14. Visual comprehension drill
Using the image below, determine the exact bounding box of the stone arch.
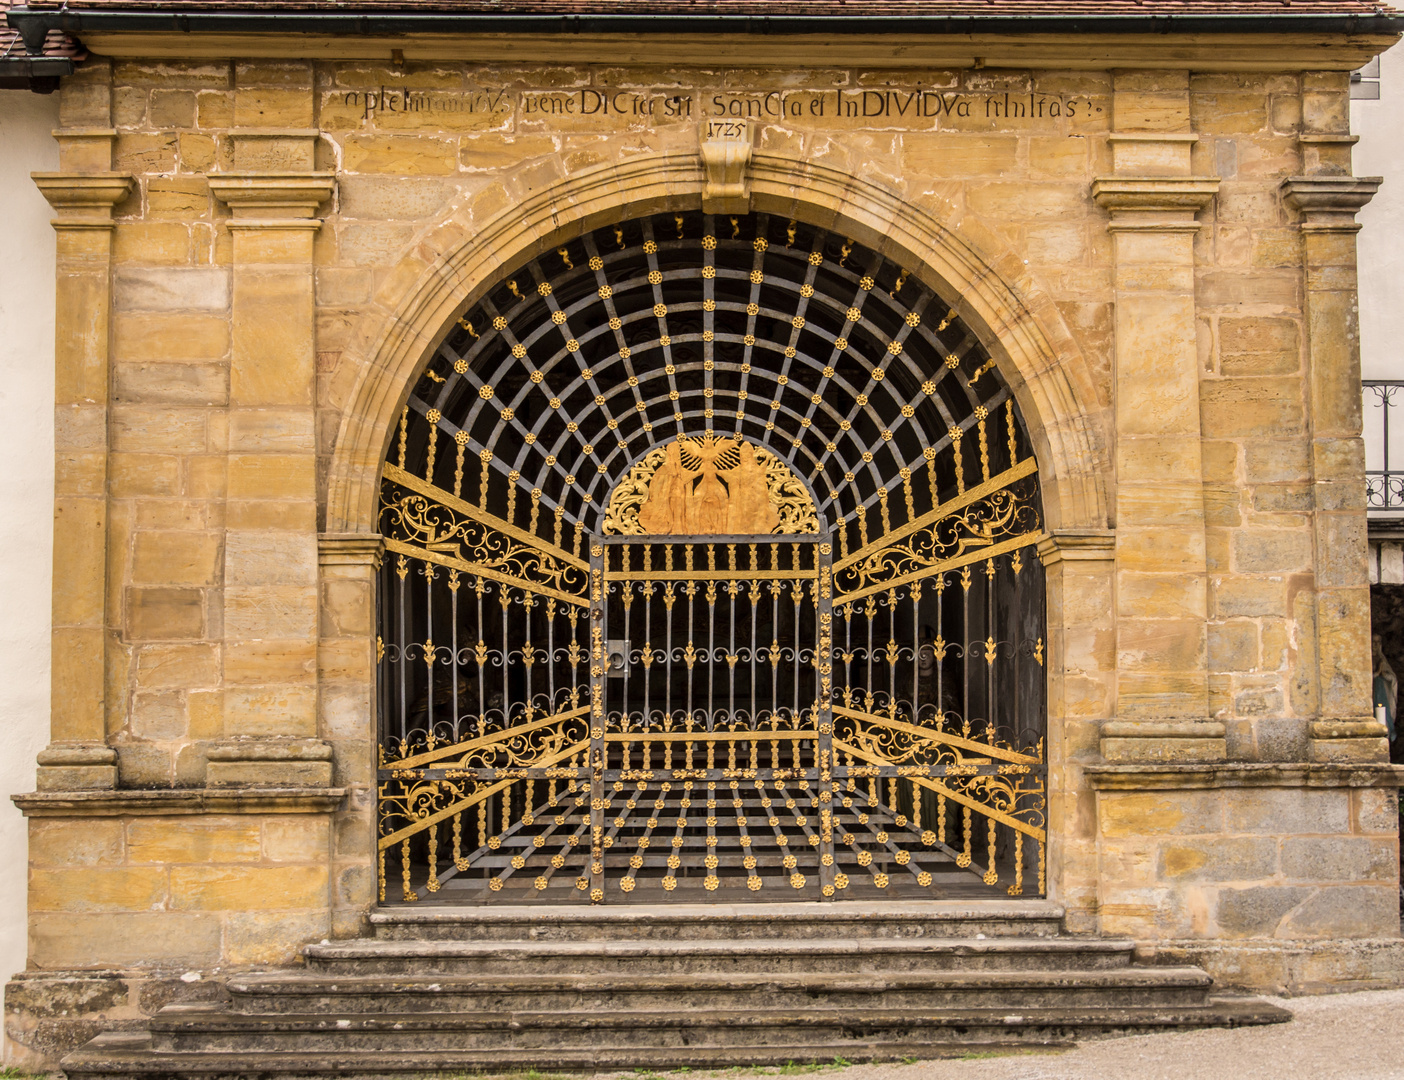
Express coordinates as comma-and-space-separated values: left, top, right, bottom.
325, 151, 1109, 538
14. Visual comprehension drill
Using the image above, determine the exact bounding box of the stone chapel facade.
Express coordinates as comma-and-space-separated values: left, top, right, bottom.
4, 0, 1404, 1069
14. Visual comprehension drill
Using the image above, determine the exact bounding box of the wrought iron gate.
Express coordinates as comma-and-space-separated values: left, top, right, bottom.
377, 211, 1046, 904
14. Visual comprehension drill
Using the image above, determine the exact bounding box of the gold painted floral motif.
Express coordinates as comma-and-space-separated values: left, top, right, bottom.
603, 435, 818, 535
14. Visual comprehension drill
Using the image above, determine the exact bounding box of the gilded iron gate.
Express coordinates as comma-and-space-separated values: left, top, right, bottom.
377, 211, 1047, 904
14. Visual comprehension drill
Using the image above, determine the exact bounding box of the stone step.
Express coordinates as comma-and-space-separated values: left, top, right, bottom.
146, 1001, 1287, 1055
303, 935, 1137, 976
228, 966, 1214, 1014
62, 1030, 1075, 1079
371, 899, 1067, 941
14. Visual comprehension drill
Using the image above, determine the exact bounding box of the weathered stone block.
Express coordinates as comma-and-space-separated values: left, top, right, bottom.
115, 361, 230, 406
1157, 837, 1278, 882
169, 865, 329, 911
134, 643, 221, 689
1099, 791, 1224, 837
1281, 836, 1396, 883
1216, 885, 1313, 936
135, 817, 255, 861
1231, 788, 1352, 835
29, 820, 125, 868
1279, 885, 1399, 938
1208, 621, 1258, 672
130, 690, 188, 740
30, 868, 168, 913
223, 910, 330, 965
30, 912, 222, 968
262, 817, 331, 862
115, 267, 230, 312
126, 587, 205, 641
131, 530, 222, 586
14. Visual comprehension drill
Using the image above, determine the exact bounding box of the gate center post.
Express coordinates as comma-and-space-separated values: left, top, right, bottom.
589, 541, 608, 902
816, 543, 837, 898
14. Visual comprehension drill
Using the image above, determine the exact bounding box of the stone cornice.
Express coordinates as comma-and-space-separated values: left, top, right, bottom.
209, 171, 336, 219
1083, 762, 1404, 790
1281, 175, 1382, 232
50, 29, 1404, 72
12, 787, 347, 817
32, 172, 134, 228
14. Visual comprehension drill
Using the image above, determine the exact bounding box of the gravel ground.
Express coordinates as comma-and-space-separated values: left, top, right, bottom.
788, 989, 1404, 1080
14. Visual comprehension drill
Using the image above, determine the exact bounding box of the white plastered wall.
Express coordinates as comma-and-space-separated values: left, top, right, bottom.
1356, 40, 1404, 385
1355, 43, 1404, 542
0, 89, 59, 1062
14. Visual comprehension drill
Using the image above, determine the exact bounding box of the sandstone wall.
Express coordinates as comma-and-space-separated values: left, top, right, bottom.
11, 53, 1399, 1048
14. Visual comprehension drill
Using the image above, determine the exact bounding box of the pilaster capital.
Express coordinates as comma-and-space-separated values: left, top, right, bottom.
1105, 133, 1200, 145
1037, 529, 1115, 567
1091, 176, 1220, 232
32, 172, 133, 229
319, 532, 385, 569
1281, 175, 1382, 233
209, 171, 336, 224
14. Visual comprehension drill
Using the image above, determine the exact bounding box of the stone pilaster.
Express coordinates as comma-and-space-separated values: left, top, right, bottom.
318, 532, 383, 935
1091, 172, 1224, 762
1089, 71, 1225, 763
1038, 530, 1115, 932
1282, 174, 1385, 763
33, 160, 133, 792
209, 167, 335, 782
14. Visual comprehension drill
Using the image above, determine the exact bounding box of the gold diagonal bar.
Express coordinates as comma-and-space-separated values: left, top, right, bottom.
388, 706, 591, 769
385, 461, 587, 571
384, 537, 589, 608
834, 456, 1038, 572
830, 705, 1041, 765
833, 531, 1042, 605
378, 739, 589, 850
834, 739, 1046, 842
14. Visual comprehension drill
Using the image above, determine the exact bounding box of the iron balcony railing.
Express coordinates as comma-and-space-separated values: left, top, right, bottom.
1365, 380, 1404, 514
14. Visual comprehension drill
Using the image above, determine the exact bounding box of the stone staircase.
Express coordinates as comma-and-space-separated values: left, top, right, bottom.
61, 902, 1290, 1079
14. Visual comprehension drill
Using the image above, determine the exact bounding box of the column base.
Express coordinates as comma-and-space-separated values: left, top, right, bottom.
1309, 720, 1389, 764
35, 743, 117, 791
206, 739, 335, 787
1100, 721, 1227, 763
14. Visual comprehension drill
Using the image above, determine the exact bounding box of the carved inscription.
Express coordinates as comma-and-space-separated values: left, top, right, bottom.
342, 84, 1103, 129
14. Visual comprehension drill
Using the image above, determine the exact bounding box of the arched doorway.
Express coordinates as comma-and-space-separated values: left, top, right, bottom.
376, 211, 1046, 904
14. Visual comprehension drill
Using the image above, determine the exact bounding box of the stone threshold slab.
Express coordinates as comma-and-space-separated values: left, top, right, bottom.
371, 898, 1066, 922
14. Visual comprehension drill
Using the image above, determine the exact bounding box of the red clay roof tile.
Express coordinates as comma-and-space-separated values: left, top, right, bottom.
10, 0, 1400, 14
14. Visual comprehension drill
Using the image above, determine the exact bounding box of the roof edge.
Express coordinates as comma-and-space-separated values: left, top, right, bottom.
8, 6, 1404, 54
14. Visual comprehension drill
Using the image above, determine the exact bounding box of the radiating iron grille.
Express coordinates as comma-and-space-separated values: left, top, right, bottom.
377, 211, 1047, 904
